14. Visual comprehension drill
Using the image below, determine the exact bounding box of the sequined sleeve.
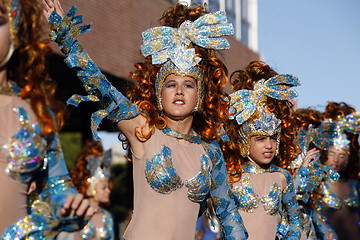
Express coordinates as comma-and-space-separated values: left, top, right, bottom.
204, 140, 248, 240
293, 161, 339, 205
293, 166, 311, 203
47, 6, 140, 140
280, 170, 303, 240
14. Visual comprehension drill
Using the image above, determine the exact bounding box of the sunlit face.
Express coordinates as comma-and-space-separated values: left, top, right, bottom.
161, 74, 198, 120
94, 179, 111, 204
248, 134, 278, 167
325, 146, 349, 173
0, 2, 11, 66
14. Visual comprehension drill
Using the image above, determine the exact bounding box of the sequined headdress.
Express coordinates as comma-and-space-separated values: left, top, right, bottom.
140, 10, 234, 110
331, 112, 360, 151
290, 120, 338, 169
229, 74, 300, 157
86, 149, 112, 196
0, 0, 21, 67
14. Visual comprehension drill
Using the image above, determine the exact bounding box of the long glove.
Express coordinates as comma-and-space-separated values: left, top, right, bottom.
48, 6, 140, 140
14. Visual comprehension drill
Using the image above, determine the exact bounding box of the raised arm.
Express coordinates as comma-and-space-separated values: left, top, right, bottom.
43, 3, 149, 156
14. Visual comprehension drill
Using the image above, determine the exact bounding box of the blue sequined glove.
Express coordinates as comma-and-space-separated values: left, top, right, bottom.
48, 6, 140, 140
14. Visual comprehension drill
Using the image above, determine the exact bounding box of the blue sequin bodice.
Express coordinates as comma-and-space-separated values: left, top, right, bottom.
233, 176, 282, 215
321, 180, 359, 210
144, 130, 212, 203
80, 208, 114, 240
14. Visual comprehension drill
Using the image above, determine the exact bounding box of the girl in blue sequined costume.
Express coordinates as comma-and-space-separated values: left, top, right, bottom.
0, 0, 93, 239
70, 141, 114, 240
290, 108, 340, 240
43, 1, 248, 239
311, 102, 360, 240
221, 61, 303, 239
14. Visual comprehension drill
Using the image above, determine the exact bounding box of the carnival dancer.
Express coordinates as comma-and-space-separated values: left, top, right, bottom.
58, 141, 114, 240
0, 0, 93, 239
290, 108, 339, 240
72, 141, 114, 240
222, 61, 303, 239
43, 1, 248, 239
312, 102, 360, 240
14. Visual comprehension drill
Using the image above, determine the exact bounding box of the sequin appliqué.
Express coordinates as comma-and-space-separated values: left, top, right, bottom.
145, 145, 211, 203
233, 176, 282, 215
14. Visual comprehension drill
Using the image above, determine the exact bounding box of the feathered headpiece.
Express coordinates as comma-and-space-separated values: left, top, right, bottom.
290, 120, 338, 169
86, 149, 112, 196
140, 10, 234, 110
229, 74, 300, 157
331, 112, 360, 151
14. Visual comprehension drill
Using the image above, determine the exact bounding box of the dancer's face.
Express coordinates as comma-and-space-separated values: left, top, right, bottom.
161, 74, 198, 120
248, 134, 278, 167
94, 179, 111, 204
0, 3, 11, 65
325, 146, 349, 173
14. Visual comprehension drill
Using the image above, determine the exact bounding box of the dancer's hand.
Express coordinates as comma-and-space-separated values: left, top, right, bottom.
43, 0, 65, 19
302, 148, 319, 167
59, 193, 94, 219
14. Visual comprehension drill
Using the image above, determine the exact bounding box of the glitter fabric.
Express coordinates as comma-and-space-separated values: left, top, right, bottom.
320, 181, 359, 210
232, 163, 303, 239
47, 7, 140, 140
311, 180, 360, 240
141, 11, 234, 111
2, 176, 86, 239
229, 74, 300, 126
4, 0, 21, 46
141, 11, 234, 68
233, 177, 281, 214
160, 128, 248, 239
145, 145, 211, 202
79, 208, 114, 240
1, 92, 88, 238
293, 162, 339, 204
3, 107, 46, 183
86, 149, 112, 196
323, 112, 360, 151
312, 203, 339, 240
229, 75, 300, 157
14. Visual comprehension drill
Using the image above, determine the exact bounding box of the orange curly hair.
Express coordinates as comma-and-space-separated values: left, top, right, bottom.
127, 3, 230, 142
322, 102, 359, 179
225, 61, 300, 178
291, 108, 323, 131
70, 140, 104, 196
6, 0, 65, 135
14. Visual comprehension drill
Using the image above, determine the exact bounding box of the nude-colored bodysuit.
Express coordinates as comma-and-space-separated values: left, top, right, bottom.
123, 129, 208, 240
232, 163, 302, 240
0, 94, 35, 233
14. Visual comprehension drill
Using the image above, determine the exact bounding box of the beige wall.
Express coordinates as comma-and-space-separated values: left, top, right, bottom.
50, 0, 259, 84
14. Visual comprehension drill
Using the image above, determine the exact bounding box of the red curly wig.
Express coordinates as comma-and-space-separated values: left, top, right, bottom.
224, 61, 300, 180
127, 3, 230, 143
6, 0, 65, 136
291, 107, 323, 131
70, 140, 104, 196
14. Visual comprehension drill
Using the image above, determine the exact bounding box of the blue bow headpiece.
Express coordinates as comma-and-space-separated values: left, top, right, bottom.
229, 74, 300, 125
331, 112, 360, 150
141, 11, 234, 71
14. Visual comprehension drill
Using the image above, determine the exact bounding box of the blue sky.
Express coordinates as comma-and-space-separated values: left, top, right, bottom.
258, 0, 360, 111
